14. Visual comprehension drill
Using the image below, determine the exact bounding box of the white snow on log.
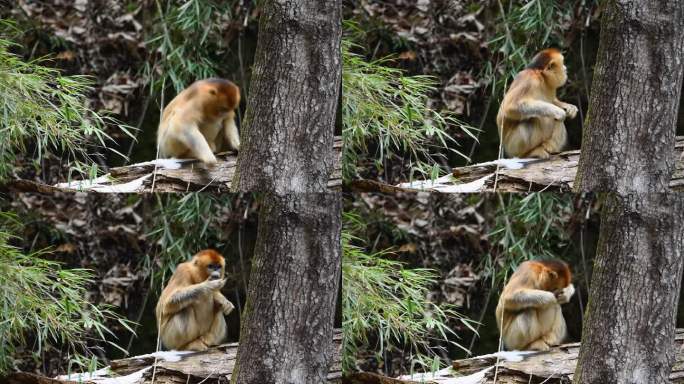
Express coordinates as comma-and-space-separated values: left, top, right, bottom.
433, 175, 493, 193
476, 350, 537, 362
398, 366, 493, 384
54, 175, 112, 189
396, 174, 454, 189
55, 366, 150, 384
474, 158, 538, 170
56, 366, 111, 381
395, 158, 540, 192
397, 174, 493, 193
90, 367, 150, 384
395, 351, 535, 383
133, 158, 187, 169
53, 351, 192, 384
54, 174, 152, 193
89, 175, 151, 193
53, 158, 184, 192
135, 350, 195, 362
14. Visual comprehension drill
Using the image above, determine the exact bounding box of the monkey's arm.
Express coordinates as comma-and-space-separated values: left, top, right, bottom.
222, 112, 240, 151
508, 100, 566, 121
501, 288, 557, 311
171, 122, 218, 164
554, 283, 575, 304
213, 291, 235, 315
162, 278, 225, 316
553, 99, 578, 119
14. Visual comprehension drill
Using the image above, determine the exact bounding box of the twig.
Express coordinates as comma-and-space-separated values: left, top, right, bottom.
466, 89, 494, 164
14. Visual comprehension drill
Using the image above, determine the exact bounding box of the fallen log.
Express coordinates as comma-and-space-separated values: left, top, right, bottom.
343, 328, 684, 383
361, 136, 684, 193
5, 137, 342, 193
4, 330, 342, 384
450, 136, 684, 192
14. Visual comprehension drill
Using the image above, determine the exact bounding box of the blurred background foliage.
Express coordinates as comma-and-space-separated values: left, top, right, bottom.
0, 211, 134, 375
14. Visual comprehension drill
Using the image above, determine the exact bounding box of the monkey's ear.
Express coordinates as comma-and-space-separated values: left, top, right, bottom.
549, 270, 558, 279
209, 89, 217, 95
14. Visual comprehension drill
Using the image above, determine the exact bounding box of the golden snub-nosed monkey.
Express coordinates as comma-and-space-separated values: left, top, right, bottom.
157, 78, 241, 165
497, 48, 578, 159
495, 259, 575, 351
156, 249, 235, 351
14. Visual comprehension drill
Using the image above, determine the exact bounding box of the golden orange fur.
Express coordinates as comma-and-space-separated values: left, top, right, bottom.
156, 249, 234, 351
157, 78, 241, 164
495, 259, 574, 351
497, 48, 578, 158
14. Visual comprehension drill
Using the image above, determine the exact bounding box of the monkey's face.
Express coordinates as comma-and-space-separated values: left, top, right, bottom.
207, 83, 240, 115
209, 87, 229, 113
545, 55, 567, 88
207, 263, 223, 280
540, 267, 571, 291
193, 249, 226, 281
205, 258, 225, 281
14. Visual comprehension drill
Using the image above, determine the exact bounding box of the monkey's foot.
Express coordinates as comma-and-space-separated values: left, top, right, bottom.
526, 147, 551, 159
200, 154, 218, 165
527, 340, 551, 351
183, 339, 210, 351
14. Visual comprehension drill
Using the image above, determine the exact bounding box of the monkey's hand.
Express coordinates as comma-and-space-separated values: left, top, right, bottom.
205, 277, 226, 291
554, 283, 575, 304
550, 106, 567, 121
221, 299, 235, 315
562, 104, 578, 119
213, 291, 234, 315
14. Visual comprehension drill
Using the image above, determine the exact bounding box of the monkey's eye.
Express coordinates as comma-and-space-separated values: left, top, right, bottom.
208, 264, 221, 271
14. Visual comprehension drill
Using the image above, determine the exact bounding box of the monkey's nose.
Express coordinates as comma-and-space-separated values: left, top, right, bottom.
210, 271, 221, 280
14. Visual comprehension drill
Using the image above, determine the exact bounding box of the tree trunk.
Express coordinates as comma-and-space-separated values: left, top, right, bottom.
574, 0, 684, 193
230, 193, 341, 384
574, 194, 684, 384
232, 0, 342, 193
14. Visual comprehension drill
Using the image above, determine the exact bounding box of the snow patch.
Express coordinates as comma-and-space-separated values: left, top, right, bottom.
398, 366, 493, 384
55, 366, 151, 384
54, 174, 152, 193
89, 175, 151, 193
432, 175, 493, 193
56, 367, 111, 381
397, 174, 493, 193
396, 174, 454, 190
395, 351, 534, 383
135, 158, 187, 170
54, 175, 112, 190
90, 367, 151, 384
475, 158, 538, 170
477, 350, 537, 362
135, 350, 194, 362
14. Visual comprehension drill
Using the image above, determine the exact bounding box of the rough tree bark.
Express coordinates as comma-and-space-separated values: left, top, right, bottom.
231, 0, 342, 193
574, 194, 684, 384
572, 1, 684, 382
574, 0, 684, 193
230, 193, 342, 384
